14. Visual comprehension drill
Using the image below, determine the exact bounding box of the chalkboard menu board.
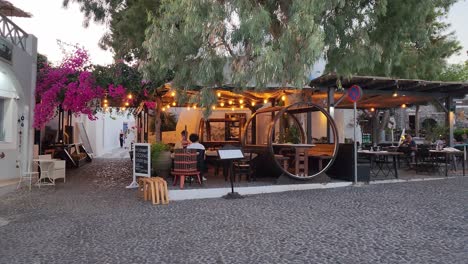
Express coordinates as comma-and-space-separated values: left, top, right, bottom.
133, 143, 151, 177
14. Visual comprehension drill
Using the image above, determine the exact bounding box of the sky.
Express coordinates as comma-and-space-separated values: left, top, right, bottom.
10, 0, 468, 66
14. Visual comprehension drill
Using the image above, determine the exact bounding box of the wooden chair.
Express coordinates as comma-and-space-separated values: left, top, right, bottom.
233, 152, 254, 181
171, 149, 201, 189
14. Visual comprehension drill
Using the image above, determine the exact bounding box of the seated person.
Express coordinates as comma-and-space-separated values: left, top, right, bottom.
462, 133, 468, 144
174, 130, 190, 149
187, 133, 206, 181
400, 134, 417, 168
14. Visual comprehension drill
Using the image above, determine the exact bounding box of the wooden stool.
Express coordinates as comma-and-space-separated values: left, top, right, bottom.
152, 177, 169, 205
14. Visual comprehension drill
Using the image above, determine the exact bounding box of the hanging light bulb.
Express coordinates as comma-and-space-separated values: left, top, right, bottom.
220, 102, 225, 107
217, 92, 221, 97
172, 102, 176, 106
212, 105, 216, 110
125, 102, 129, 106
239, 99, 244, 104
193, 104, 197, 109
162, 107, 166, 111
240, 105, 244, 109
229, 100, 233, 105
231, 107, 235, 111
281, 95, 286, 101
167, 104, 171, 109
122, 107, 126, 111
264, 98, 268, 104
392, 91, 398, 97
251, 101, 256, 106
104, 99, 108, 103
401, 104, 407, 108
104, 103, 108, 108
370, 107, 375, 112
127, 94, 132, 99
171, 91, 176, 97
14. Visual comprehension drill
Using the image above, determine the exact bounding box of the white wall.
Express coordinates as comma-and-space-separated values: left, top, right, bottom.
0, 35, 37, 181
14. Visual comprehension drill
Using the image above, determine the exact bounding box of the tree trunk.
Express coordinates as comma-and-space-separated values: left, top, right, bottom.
372, 110, 390, 144
415, 105, 420, 137
155, 96, 162, 142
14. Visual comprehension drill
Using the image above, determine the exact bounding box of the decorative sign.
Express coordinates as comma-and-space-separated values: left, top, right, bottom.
218, 149, 244, 160
347, 85, 363, 103
127, 143, 150, 188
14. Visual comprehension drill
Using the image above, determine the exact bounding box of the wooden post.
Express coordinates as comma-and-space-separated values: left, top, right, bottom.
155, 96, 162, 142
415, 105, 420, 138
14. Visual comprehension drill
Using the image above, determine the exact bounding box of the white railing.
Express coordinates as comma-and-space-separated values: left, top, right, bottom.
0, 14, 27, 51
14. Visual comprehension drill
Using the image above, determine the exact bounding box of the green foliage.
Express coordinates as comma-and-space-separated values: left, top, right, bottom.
64, 0, 160, 61
150, 141, 170, 163
438, 61, 468, 82
454, 128, 468, 142
425, 125, 449, 143
284, 125, 301, 144
69, 0, 461, 91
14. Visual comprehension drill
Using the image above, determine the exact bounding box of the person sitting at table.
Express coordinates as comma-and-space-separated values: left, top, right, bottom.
187, 133, 207, 181
174, 130, 190, 149
400, 134, 417, 168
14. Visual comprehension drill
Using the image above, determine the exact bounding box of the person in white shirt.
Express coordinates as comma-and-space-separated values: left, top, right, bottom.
187, 133, 206, 181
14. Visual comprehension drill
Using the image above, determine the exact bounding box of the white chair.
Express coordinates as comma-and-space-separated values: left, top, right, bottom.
38, 154, 66, 183
17, 161, 39, 190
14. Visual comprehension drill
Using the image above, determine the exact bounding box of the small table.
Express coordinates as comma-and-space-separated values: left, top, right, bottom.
32, 159, 56, 186
429, 150, 465, 177
358, 151, 403, 179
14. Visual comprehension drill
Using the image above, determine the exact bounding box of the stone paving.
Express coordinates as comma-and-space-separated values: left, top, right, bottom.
0, 158, 467, 264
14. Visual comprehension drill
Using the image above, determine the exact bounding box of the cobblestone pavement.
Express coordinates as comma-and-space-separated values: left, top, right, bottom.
0, 159, 467, 264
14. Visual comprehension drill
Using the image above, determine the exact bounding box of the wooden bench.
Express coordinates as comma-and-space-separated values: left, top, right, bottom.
308, 144, 334, 171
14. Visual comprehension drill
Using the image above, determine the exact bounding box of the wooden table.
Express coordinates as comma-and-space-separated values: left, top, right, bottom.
272, 143, 316, 176
429, 150, 465, 177
358, 151, 404, 179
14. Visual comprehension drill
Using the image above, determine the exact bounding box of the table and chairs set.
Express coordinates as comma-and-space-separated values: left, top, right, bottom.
17, 154, 66, 190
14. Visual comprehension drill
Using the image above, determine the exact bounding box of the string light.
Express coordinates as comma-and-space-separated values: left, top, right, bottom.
193, 104, 197, 109
220, 102, 225, 107
187, 106, 190, 110
264, 98, 268, 104
370, 107, 375, 112
127, 94, 132, 99
171, 91, 176, 97
251, 101, 256, 106
240, 105, 244, 109
392, 91, 398, 97
167, 104, 171, 109
217, 92, 221, 97
281, 95, 286, 101
231, 107, 235, 111
172, 102, 176, 106
401, 104, 407, 108
103, 103, 108, 107
122, 107, 126, 111
229, 100, 233, 105
125, 102, 129, 106
104, 99, 108, 103
239, 99, 244, 104
212, 105, 216, 110
162, 107, 166, 111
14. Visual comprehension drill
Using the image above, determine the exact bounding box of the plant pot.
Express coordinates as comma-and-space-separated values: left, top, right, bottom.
152, 151, 172, 179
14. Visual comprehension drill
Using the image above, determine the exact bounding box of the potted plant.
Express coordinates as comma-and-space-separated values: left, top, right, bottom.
151, 142, 172, 178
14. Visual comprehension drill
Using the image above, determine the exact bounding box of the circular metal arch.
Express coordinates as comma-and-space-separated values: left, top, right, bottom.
267, 102, 340, 180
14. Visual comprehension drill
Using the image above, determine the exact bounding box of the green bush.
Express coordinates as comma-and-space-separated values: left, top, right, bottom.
454, 128, 468, 142
151, 142, 171, 162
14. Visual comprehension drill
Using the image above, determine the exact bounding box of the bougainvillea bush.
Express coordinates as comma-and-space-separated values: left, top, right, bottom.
34, 46, 159, 129
34, 47, 105, 128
